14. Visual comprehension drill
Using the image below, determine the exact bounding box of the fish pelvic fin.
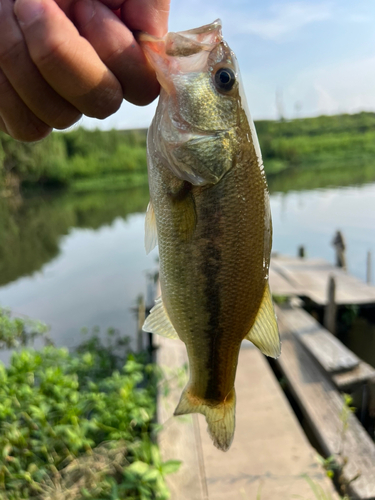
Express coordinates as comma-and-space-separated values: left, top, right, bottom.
174, 386, 236, 452
142, 296, 179, 340
245, 283, 281, 358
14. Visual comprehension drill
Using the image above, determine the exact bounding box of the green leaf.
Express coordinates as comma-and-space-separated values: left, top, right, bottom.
126, 461, 150, 477
160, 460, 182, 475
143, 467, 160, 482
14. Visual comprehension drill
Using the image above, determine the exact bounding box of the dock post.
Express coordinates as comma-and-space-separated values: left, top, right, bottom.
145, 271, 159, 361
137, 295, 145, 353
332, 230, 347, 270
324, 275, 337, 335
367, 250, 372, 284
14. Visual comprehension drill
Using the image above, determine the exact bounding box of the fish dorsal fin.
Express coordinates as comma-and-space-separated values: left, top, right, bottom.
142, 297, 179, 340
145, 201, 158, 255
245, 284, 281, 358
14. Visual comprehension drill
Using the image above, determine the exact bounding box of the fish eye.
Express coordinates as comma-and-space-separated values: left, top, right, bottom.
214, 67, 236, 92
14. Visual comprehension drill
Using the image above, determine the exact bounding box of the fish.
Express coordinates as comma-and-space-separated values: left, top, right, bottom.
139, 19, 281, 452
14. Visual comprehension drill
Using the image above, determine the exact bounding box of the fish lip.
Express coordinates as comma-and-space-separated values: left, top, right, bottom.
177, 18, 222, 39
137, 19, 222, 44
137, 19, 223, 56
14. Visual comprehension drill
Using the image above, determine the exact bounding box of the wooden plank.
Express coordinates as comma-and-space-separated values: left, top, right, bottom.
195, 344, 339, 500
271, 255, 375, 306
333, 361, 375, 391
269, 266, 299, 296
277, 305, 359, 373
156, 336, 339, 500
276, 310, 375, 500
156, 335, 207, 500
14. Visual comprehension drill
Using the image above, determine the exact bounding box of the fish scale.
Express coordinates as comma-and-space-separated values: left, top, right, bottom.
140, 19, 280, 451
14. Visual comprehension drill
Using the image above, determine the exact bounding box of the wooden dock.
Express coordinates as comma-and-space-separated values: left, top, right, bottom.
156, 336, 339, 500
270, 255, 375, 306
275, 304, 375, 499
146, 253, 375, 500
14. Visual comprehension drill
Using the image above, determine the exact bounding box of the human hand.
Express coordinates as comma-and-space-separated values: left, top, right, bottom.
0, 0, 169, 141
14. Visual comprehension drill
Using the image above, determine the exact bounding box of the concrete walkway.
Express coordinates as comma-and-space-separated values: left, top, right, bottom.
157, 337, 339, 500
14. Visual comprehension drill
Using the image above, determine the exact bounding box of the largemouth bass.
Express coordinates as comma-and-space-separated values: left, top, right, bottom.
140, 20, 280, 452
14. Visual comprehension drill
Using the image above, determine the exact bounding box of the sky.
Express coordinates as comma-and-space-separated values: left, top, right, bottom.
79, 0, 375, 130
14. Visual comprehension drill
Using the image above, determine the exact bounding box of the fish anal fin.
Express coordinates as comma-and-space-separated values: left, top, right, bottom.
142, 297, 179, 340
245, 284, 281, 359
145, 201, 158, 255
174, 386, 236, 452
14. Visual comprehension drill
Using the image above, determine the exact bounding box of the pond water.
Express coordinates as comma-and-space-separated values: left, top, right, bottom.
0, 178, 375, 359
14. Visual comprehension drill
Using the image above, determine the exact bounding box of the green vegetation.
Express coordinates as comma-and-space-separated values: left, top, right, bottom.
1, 112, 374, 288
0, 306, 50, 350
315, 394, 358, 499
1, 112, 375, 195
0, 128, 148, 192
257, 111, 375, 173
0, 309, 180, 500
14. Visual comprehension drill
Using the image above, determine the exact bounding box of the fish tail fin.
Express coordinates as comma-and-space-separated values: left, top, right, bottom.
174, 386, 236, 452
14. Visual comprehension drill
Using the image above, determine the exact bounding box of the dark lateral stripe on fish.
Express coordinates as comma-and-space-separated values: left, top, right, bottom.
200, 192, 227, 403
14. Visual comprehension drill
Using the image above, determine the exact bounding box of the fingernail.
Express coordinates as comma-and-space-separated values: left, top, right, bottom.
74, 0, 95, 28
14, 0, 45, 26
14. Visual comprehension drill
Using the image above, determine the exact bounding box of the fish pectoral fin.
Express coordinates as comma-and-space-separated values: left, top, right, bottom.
173, 192, 197, 242
144, 201, 158, 255
142, 296, 179, 340
174, 387, 236, 452
245, 283, 281, 359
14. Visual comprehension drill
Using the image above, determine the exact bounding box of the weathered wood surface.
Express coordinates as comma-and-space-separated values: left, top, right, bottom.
157, 336, 339, 500
269, 266, 299, 296
324, 275, 337, 335
156, 335, 207, 500
270, 255, 375, 306
333, 361, 375, 391
276, 305, 375, 500
276, 304, 360, 374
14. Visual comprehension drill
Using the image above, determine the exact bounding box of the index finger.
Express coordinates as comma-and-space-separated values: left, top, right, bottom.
121, 0, 170, 38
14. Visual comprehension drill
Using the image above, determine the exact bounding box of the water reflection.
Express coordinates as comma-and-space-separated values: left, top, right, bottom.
270, 183, 375, 282
0, 172, 375, 354
0, 187, 150, 286
0, 187, 155, 351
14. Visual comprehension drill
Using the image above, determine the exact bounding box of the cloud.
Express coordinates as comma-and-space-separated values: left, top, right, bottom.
283, 56, 375, 117
168, 1, 334, 41
75, 1, 374, 129
239, 2, 333, 41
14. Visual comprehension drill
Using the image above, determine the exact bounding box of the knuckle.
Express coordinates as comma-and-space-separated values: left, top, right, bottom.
0, 70, 12, 96
0, 35, 25, 65
0, 69, 51, 142
12, 120, 52, 143
31, 36, 72, 70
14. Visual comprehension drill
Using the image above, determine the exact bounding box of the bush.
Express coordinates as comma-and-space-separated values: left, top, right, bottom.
0, 128, 148, 190
0, 325, 180, 499
0, 306, 50, 350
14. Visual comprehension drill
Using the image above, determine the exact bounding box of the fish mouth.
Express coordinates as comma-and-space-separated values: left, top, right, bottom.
137, 20, 224, 91
169, 19, 223, 50
138, 19, 222, 56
